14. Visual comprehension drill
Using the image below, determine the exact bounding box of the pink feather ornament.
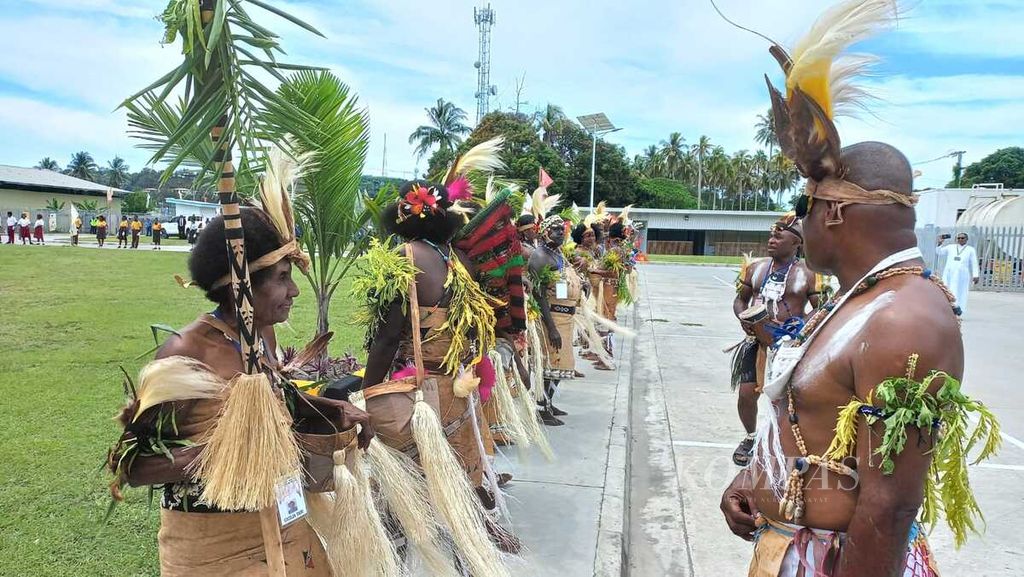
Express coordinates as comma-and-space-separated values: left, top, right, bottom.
446, 176, 473, 202
475, 356, 496, 403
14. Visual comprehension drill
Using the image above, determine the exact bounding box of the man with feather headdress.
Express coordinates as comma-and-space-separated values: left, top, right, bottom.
717, 2, 1001, 576
729, 213, 821, 467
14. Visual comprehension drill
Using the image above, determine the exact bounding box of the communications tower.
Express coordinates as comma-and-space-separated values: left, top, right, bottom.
474, 4, 496, 124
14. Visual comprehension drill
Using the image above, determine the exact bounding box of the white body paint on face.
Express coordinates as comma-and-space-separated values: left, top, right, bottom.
796, 291, 897, 383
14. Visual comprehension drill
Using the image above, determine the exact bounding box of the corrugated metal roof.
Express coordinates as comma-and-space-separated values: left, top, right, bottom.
0, 165, 129, 196
584, 206, 784, 231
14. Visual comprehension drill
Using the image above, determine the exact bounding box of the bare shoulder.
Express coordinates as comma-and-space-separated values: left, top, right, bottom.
155, 320, 222, 363
852, 276, 963, 389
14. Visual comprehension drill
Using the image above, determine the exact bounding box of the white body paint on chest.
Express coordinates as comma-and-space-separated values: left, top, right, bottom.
796, 291, 897, 383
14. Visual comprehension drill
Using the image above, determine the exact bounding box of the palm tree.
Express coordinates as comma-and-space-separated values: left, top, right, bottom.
538, 103, 566, 145
66, 151, 98, 181
705, 146, 730, 210
731, 150, 753, 210
752, 150, 769, 211
262, 70, 372, 340
690, 135, 713, 210
771, 151, 800, 206
36, 157, 60, 171
659, 132, 687, 180
637, 145, 662, 177
408, 98, 471, 159
107, 156, 131, 189
754, 110, 779, 172
122, 0, 329, 541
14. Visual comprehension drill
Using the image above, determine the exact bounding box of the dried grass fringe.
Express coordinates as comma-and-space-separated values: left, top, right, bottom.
365, 440, 461, 577
487, 350, 531, 451
526, 320, 547, 403
313, 448, 402, 577
411, 397, 511, 577
511, 362, 554, 461
190, 373, 301, 511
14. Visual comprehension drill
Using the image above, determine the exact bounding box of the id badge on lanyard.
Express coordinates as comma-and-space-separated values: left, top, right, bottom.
555, 280, 569, 300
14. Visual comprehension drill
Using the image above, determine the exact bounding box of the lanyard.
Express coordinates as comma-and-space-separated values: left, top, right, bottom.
763, 247, 922, 399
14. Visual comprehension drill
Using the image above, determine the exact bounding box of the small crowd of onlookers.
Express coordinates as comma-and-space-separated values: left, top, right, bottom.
4, 211, 167, 250
5, 211, 47, 245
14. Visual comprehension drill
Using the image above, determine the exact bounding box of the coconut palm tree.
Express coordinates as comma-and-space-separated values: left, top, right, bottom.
771, 151, 800, 206
705, 146, 730, 210
538, 103, 566, 145
752, 150, 769, 210
659, 132, 687, 180
636, 145, 663, 177
261, 70, 372, 339
408, 98, 471, 159
731, 150, 753, 210
107, 156, 131, 189
690, 135, 713, 210
67, 151, 98, 181
36, 157, 60, 171
754, 110, 779, 167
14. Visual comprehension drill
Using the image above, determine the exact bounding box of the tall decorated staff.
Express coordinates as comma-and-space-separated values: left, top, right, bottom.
116, 1, 334, 574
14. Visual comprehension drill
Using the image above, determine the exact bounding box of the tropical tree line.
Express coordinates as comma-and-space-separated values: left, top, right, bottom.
36, 153, 134, 189
409, 100, 800, 211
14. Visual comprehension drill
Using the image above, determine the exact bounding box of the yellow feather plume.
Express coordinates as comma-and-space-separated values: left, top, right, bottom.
619, 204, 633, 226
583, 200, 608, 226
785, 0, 899, 121
259, 144, 313, 243
443, 136, 506, 185
525, 186, 562, 221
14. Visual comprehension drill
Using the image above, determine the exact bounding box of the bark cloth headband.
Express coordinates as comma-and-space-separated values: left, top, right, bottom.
175, 239, 310, 291
806, 177, 918, 226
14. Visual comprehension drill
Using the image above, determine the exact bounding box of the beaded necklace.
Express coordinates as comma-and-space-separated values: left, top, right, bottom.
778, 265, 961, 523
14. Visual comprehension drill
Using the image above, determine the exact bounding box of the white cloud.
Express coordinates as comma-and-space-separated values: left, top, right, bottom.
0, 96, 133, 168
0, 0, 1020, 186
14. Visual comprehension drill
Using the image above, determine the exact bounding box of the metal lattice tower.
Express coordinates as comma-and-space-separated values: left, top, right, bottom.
474, 4, 495, 124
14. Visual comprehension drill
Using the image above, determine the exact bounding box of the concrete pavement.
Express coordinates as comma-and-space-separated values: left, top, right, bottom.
498, 305, 634, 577
627, 263, 1024, 576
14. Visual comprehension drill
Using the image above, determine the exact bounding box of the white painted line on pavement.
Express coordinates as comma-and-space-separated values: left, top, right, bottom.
975, 463, 1024, 472
673, 440, 735, 449
712, 276, 734, 288
997, 431, 1024, 453
967, 414, 1024, 454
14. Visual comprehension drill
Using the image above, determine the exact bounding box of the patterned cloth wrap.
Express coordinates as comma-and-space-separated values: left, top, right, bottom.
749, 517, 939, 577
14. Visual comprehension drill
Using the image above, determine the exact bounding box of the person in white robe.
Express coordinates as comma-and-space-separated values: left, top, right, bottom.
937, 233, 980, 313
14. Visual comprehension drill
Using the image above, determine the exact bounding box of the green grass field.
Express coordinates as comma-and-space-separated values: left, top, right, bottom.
645, 253, 744, 265
0, 245, 363, 576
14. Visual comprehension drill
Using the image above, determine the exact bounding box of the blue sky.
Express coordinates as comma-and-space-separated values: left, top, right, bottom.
1, 0, 1021, 190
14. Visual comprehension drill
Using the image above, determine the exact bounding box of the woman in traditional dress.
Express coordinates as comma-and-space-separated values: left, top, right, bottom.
108, 207, 372, 576
358, 180, 520, 555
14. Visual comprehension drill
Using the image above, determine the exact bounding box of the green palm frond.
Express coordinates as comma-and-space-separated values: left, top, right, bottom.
123, 0, 324, 185
260, 70, 371, 312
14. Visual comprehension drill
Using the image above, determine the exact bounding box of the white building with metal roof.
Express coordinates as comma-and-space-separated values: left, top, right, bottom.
587, 206, 785, 256
0, 165, 129, 231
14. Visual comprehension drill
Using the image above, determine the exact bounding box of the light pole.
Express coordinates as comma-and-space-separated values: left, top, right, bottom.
577, 113, 622, 210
